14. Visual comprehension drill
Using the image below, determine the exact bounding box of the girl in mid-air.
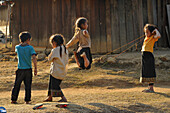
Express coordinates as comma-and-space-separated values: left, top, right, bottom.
44, 34, 68, 102
140, 24, 161, 93
66, 17, 92, 70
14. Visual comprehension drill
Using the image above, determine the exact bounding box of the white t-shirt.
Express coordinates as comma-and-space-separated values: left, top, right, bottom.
48, 45, 68, 80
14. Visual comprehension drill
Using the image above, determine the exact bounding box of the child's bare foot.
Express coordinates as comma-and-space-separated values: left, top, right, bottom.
11, 101, 17, 104
25, 101, 31, 104
81, 52, 89, 68
58, 96, 67, 102
43, 96, 52, 102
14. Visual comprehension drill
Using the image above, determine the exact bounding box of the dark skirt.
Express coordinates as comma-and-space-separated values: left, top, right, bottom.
48, 75, 64, 97
140, 51, 156, 83
77, 47, 92, 69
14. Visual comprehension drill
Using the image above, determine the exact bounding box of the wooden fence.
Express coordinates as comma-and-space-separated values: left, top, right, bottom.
11, 0, 170, 53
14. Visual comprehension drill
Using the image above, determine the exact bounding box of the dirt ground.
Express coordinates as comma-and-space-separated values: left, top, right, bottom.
0, 46, 170, 112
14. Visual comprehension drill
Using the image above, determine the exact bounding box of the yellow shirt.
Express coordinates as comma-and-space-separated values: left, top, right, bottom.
141, 35, 159, 53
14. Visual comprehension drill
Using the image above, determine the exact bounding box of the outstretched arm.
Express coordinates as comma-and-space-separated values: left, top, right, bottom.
32, 54, 37, 76
66, 32, 79, 49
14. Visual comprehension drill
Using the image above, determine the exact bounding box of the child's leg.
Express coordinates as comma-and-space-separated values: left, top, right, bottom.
11, 70, 24, 103
142, 83, 155, 93
23, 69, 32, 103
148, 83, 154, 91
44, 75, 53, 102
52, 78, 67, 102
81, 52, 90, 68
73, 50, 80, 67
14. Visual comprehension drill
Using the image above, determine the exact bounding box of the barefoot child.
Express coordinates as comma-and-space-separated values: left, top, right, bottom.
141, 24, 161, 93
11, 31, 37, 104
66, 17, 92, 70
44, 34, 68, 102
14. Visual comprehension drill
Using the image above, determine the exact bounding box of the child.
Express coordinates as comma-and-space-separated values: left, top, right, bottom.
66, 17, 92, 70
44, 34, 68, 102
140, 24, 161, 93
11, 31, 37, 104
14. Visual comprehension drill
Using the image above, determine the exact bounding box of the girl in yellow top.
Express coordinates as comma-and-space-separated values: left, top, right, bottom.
141, 24, 161, 93
66, 17, 92, 70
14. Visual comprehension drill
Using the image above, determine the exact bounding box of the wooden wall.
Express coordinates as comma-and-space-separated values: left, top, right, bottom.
0, 6, 8, 25
11, 0, 170, 54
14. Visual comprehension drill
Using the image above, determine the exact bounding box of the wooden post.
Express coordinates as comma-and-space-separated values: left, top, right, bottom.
5, 3, 10, 48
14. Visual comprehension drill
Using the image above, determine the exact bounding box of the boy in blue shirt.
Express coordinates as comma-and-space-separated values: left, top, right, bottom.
11, 31, 37, 104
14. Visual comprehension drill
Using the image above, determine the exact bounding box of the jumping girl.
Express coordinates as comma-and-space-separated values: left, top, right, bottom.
66, 17, 92, 70
141, 24, 161, 93
44, 34, 68, 102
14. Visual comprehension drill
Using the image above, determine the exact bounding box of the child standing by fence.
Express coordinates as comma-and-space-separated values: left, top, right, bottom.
66, 17, 92, 70
11, 31, 37, 104
44, 34, 68, 102
140, 24, 161, 93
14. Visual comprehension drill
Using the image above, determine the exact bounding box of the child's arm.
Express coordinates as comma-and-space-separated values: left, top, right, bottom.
48, 50, 54, 62
48, 49, 59, 62
32, 54, 37, 76
83, 30, 90, 38
66, 32, 79, 49
152, 29, 161, 39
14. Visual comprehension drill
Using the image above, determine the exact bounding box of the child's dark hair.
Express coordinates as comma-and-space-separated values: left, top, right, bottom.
19, 31, 31, 42
144, 24, 158, 33
49, 34, 67, 57
75, 17, 87, 31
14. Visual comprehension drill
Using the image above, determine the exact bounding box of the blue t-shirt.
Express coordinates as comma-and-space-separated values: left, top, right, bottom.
15, 45, 36, 69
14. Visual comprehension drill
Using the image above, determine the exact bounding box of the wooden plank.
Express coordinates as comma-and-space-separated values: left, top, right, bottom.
52, 0, 57, 34
46, 0, 52, 48
90, 0, 100, 53
81, 0, 87, 17
0, 6, 8, 22
82, 0, 91, 32
29, 0, 38, 46
70, 0, 76, 37
118, 0, 127, 52
147, 0, 154, 24
138, 0, 144, 36
162, 0, 168, 47
56, 0, 63, 34
105, 0, 112, 52
65, 0, 71, 43
76, 0, 81, 17
125, 0, 134, 51
152, 0, 157, 25
132, 0, 140, 50
157, 0, 163, 46
142, 0, 148, 26
99, 0, 107, 53
167, 5, 170, 36
37, 0, 48, 46
137, 0, 144, 48
165, 26, 170, 45
110, 0, 120, 53
11, 0, 21, 50
94, 0, 101, 53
